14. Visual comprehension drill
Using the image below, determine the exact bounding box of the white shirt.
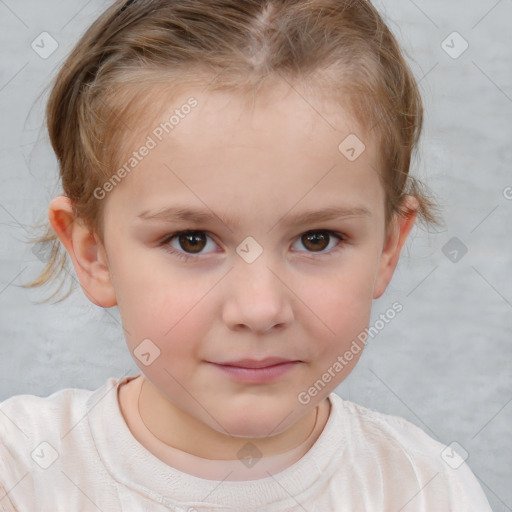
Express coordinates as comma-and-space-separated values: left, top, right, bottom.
0, 375, 493, 511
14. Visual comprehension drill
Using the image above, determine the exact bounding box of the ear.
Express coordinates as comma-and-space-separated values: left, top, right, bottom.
373, 196, 418, 299
48, 195, 117, 308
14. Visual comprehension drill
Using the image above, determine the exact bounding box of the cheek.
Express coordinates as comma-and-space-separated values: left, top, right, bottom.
122, 292, 204, 347
303, 258, 376, 331
115, 269, 218, 366
122, 297, 207, 391
110, 244, 205, 327
302, 285, 371, 392
298, 255, 377, 384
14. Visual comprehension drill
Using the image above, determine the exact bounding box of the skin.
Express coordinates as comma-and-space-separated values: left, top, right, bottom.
48, 78, 418, 466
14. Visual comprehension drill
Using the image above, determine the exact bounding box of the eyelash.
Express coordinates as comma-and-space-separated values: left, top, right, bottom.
159, 229, 347, 262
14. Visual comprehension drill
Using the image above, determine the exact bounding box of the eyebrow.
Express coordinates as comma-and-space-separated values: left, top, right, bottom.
137, 204, 371, 229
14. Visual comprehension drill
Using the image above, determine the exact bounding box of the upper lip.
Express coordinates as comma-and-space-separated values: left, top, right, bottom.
212, 357, 298, 369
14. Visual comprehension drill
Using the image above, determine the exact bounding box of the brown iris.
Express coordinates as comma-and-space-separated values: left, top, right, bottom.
178, 231, 207, 253
301, 231, 330, 252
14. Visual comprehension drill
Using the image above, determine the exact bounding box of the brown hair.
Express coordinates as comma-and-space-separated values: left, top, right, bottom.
23, 0, 443, 303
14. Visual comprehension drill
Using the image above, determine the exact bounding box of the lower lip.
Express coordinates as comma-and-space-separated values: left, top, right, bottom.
210, 362, 299, 384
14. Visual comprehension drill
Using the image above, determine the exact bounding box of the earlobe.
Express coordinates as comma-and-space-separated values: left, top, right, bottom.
48, 196, 117, 308
373, 196, 419, 299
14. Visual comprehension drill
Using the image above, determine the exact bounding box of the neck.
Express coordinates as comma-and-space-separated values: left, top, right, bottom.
135, 376, 327, 460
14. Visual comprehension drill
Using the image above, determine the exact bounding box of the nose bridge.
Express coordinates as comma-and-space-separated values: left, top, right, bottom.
222, 248, 293, 332
235, 251, 279, 294
233, 233, 279, 288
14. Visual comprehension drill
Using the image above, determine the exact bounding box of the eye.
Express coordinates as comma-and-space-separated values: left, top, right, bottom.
161, 230, 218, 261
160, 229, 346, 262
291, 230, 345, 256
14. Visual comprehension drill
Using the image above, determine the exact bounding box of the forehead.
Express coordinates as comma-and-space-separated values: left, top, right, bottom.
104, 79, 384, 224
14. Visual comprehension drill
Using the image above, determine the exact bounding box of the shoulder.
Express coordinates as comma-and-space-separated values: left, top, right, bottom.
1, 385, 95, 428
329, 392, 443, 456
0, 376, 141, 511
0, 378, 119, 487
328, 392, 462, 461
0, 379, 116, 442
326, 393, 493, 511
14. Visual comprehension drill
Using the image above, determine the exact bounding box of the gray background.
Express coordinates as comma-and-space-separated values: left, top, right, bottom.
0, 0, 511, 510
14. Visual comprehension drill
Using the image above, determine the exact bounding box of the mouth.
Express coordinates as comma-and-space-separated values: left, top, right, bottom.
214, 357, 299, 369
207, 358, 301, 384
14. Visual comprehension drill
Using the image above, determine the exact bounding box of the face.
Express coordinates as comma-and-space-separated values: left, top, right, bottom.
98, 79, 397, 438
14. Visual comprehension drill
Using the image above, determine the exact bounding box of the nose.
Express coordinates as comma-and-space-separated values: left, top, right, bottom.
221, 257, 294, 333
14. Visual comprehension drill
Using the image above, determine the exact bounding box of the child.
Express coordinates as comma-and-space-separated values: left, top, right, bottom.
0, 0, 493, 510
